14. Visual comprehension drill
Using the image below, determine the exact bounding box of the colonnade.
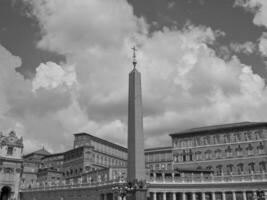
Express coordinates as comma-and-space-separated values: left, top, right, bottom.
149, 191, 267, 200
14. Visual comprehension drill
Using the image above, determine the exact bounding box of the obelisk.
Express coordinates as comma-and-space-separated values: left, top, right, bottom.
127, 46, 146, 183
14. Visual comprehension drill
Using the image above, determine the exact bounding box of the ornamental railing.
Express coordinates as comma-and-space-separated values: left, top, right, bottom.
20, 172, 267, 192
20, 179, 126, 192
149, 172, 267, 184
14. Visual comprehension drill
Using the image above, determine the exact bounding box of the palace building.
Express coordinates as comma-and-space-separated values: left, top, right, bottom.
170, 122, 267, 176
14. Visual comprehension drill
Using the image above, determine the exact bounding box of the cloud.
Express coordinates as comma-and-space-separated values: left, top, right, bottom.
32, 62, 77, 92
234, 0, 267, 57
229, 41, 257, 55
1, 0, 266, 154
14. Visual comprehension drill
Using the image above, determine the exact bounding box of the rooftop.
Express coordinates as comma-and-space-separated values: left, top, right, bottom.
74, 132, 127, 152
23, 147, 50, 158
170, 121, 267, 137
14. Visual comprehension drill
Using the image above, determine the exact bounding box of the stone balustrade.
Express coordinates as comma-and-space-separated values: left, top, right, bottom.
149, 172, 267, 184
20, 172, 267, 193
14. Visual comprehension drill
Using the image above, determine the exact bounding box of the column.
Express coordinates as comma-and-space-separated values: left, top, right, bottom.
153, 192, 157, 200
202, 192, 206, 200
233, 192, 236, 200
222, 192, 226, 200
182, 192, 186, 200
192, 192, 196, 200
242, 191, 247, 200
212, 192, 216, 200
103, 194, 107, 200
172, 192, 176, 200
163, 192, 166, 200
264, 191, 267, 200
253, 191, 257, 200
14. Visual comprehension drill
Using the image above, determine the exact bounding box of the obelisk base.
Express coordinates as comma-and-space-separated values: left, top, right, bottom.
126, 189, 147, 200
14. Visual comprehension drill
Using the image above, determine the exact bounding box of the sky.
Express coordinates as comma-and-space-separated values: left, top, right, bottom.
1, 0, 267, 154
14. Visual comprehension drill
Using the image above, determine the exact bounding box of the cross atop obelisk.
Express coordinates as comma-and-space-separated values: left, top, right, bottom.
127, 46, 146, 183
131, 46, 137, 69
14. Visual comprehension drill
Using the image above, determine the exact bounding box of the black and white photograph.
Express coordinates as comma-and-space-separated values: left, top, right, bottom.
0, 0, 267, 200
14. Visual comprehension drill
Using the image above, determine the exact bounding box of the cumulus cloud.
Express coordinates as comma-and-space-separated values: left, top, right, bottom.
32, 62, 77, 92
1, 0, 267, 154
234, 0, 267, 57
229, 41, 257, 55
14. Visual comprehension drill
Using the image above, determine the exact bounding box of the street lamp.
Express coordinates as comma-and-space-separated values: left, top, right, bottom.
254, 189, 265, 200
112, 182, 135, 200
112, 180, 147, 200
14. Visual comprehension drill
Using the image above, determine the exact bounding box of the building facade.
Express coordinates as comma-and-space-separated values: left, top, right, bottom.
20, 122, 267, 200
0, 131, 23, 200
21, 148, 50, 188
170, 122, 267, 176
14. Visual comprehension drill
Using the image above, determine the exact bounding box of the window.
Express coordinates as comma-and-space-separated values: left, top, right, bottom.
7, 147, 13, 156
226, 164, 233, 175
234, 133, 241, 142
216, 165, 223, 175
255, 130, 263, 140
245, 132, 252, 141
215, 149, 222, 159
248, 162, 255, 173
206, 166, 213, 171
189, 150, 193, 161
182, 150, 186, 162
225, 146, 232, 157
235, 145, 243, 157
259, 162, 266, 172
214, 135, 220, 144
257, 143, 264, 154
247, 144, 253, 156
205, 150, 212, 160
237, 163, 244, 174
224, 134, 230, 143
195, 151, 202, 161
204, 136, 210, 145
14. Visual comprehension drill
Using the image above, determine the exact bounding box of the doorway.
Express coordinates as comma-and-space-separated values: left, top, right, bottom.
0, 186, 11, 200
